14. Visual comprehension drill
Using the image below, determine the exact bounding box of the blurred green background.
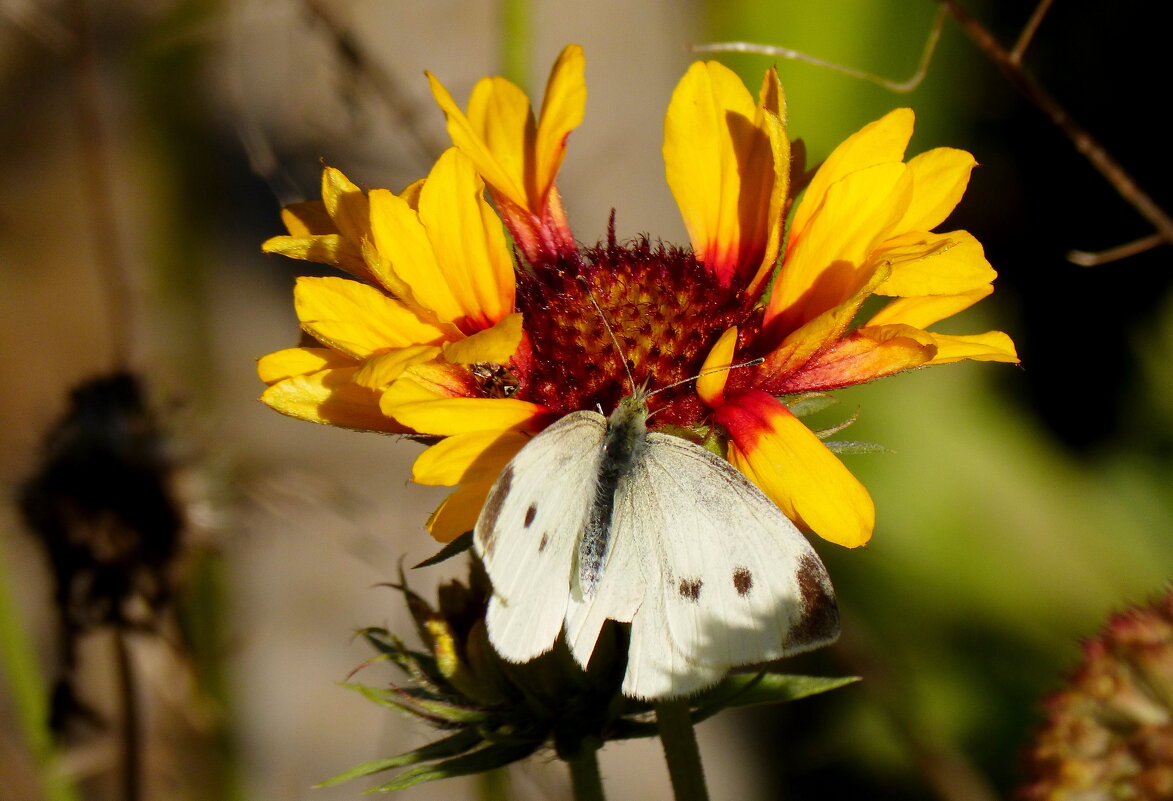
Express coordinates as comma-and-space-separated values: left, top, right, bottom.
1, 1, 1170, 799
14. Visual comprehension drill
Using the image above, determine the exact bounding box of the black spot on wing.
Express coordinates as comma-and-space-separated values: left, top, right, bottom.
732, 566, 753, 596
784, 553, 839, 650
538, 531, 549, 553
524, 504, 537, 528
476, 465, 513, 558
678, 577, 703, 602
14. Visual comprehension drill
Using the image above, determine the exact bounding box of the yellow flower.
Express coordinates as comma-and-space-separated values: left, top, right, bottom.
258, 149, 522, 433
259, 45, 1017, 550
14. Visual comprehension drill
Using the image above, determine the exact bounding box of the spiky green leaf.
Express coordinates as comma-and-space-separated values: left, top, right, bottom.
367, 742, 540, 792
413, 531, 474, 568
315, 728, 484, 787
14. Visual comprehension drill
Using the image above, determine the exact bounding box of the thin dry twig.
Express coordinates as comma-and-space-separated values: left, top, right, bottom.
303, 0, 446, 167
1067, 232, 1166, 267
68, 0, 134, 368
939, 0, 1173, 265
1010, 0, 1055, 64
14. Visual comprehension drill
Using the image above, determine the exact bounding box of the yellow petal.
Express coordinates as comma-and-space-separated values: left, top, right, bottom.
872, 230, 995, 297
418, 149, 516, 330
263, 234, 373, 283
412, 429, 530, 485
777, 325, 936, 392
426, 480, 496, 543
321, 167, 371, 246
381, 392, 550, 436
390, 361, 482, 402
261, 368, 406, 433
428, 72, 530, 211
898, 147, 977, 232
865, 285, 992, 328
664, 61, 781, 287
789, 108, 914, 242
366, 187, 441, 308
441, 313, 523, 364
257, 347, 354, 384
767, 163, 911, 336
262, 171, 377, 283
279, 201, 335, 236
761, 262, 891, 379
353, 345, 443, 389
533, 44, 587, 212
294, 276, 447, 359
696, 326, 739, 407
717, 390, 873, 547
925, 330, 1019, 364
403, 179, 426, 208
750, 73, 790, 296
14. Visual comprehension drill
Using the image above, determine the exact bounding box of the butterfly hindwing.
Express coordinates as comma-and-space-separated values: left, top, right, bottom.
474, 411, 608, 663
616, 433, 839, 699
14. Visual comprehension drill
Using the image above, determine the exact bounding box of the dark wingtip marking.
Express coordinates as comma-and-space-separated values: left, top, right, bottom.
476, 465, 514, 558
785, 553, 840, 649
524, 504, 538, 528
678, 577, 703, 602
538, 531, 549, 553
733, 567, 753, 596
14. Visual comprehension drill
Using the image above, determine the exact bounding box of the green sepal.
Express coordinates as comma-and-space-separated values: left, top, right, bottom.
314, 727, 484, 788
366, 741, 540, 792
785, 393, 840, 417
340, 682, 491, 725
359, 628, 443, 690
413, 531, 474, 568
823, 440, 891, 455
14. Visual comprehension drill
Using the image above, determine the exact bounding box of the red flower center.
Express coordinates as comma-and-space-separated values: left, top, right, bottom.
513, 235, 755, 428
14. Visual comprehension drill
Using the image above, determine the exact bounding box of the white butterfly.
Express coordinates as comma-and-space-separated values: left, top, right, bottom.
473, 389, 840, 700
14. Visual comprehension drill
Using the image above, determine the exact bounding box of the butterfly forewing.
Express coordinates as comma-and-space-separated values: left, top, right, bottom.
474, 411, 608, 663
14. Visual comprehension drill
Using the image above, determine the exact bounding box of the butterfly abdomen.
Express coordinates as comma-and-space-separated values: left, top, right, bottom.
577, 399, 651, 596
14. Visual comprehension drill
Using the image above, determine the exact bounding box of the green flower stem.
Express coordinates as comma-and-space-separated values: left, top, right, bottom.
567, 744, 606, 801
655, 699, 709, 801
478, 766, 510, 801
499, 0, 531, 89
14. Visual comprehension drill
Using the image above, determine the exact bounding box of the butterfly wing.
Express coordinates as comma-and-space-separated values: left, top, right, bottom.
617, 433, 839, 700
474, 410, 607, 663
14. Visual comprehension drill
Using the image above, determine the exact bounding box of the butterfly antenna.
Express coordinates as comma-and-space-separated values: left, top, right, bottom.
579, 275, 638, 394
645, 358, 765, 404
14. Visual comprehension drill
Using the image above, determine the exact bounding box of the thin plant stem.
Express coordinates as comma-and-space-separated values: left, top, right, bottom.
113, 629, 141, 801
478, 766, 511, 801
499, 0, 531, 90
0, 544, 79, 801
655, 699, 709, 801
567, 744, 606, 801
693, 4, 945, 94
